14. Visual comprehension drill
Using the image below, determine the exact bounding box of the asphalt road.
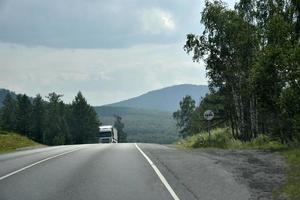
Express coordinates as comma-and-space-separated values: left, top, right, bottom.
0, 143, 251, 200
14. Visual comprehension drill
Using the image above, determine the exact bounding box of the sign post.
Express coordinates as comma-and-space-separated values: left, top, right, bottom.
203, 110, 214, 145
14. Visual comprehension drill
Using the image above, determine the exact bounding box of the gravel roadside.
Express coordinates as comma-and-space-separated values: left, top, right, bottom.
140, 144, 287, 200
196, 149, 287, 200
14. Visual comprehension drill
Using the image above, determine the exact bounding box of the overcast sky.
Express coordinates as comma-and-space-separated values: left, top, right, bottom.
0, 0, 236, 106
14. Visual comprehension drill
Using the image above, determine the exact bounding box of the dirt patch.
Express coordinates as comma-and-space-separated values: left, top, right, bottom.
195, 149, 287, 200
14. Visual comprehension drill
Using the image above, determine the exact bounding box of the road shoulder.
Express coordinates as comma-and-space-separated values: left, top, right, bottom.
139, 144, 286, 200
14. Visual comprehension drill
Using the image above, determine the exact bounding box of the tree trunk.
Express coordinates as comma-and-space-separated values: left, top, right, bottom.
250, 94, 258, 138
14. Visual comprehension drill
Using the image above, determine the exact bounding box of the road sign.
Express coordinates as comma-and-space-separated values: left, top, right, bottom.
204, 110, 214, 121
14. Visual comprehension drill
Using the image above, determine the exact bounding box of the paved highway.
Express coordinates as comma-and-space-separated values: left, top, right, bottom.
0, 143, 250, 200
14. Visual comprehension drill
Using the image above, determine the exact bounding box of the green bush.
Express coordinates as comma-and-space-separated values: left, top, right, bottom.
179, 128, 234, 148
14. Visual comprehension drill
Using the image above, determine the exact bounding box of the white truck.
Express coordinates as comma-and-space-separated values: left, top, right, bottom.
98, 125, 118, 143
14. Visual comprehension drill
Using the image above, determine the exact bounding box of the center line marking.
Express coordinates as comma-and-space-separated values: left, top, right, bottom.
135, 143, 180, 200
0, 147, 83, 181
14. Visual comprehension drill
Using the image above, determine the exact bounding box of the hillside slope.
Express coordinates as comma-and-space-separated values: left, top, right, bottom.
94, 106, 178, 143
106, 84, 209, 112
0, 131, 41, 153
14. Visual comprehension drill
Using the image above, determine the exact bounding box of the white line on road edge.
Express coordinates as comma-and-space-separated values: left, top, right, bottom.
134, 143, 180, 200
0, 148, 82, 181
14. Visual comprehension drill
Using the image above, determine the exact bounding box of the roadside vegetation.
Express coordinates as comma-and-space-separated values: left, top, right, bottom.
280, 148, 300, 200
173, 1, 300, 199
178, 128, 286, 150
0, 131, 40, 153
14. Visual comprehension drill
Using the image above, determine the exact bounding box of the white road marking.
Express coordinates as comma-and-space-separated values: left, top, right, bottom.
0, 147, 82, 181
135, 143, 180, 200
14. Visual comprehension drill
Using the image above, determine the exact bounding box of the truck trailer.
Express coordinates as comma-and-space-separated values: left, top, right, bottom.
98, 125, 118, 143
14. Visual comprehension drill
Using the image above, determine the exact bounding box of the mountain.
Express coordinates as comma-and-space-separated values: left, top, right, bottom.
95, 84, 209, 143
106, 84, 209, 112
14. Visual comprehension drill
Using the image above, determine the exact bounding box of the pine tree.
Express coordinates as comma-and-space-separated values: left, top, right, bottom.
69, 91, 100, 144
0, 93, 17, 131
31, 94, 45, 143
44, 92, 68, 145
15, 94, 32, 137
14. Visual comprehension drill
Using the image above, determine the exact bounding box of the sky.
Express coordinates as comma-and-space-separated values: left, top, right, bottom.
0, 0, 236, 106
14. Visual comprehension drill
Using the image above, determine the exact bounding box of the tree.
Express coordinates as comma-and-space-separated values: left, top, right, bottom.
44, 92, 69, 145
191, 91, 227, 134
114, 115, 127, 143
0, 93, 17, 131
184, 0, 300, 143
31, 94, 45, 143
15, 94, 32, 137
173, 95, 196, 138
69, 91, 100, 144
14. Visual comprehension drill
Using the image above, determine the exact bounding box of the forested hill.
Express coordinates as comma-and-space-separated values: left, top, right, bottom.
94, 106, 178, 143
106, 84, 209, 111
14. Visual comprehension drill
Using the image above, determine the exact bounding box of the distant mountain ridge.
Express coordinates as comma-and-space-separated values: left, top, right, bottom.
106, 84, 209, 112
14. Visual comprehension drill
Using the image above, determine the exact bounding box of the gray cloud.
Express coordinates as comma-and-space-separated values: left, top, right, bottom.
0, 42, 206, 105
0, 0, 208, 48
0, 0, 237, 105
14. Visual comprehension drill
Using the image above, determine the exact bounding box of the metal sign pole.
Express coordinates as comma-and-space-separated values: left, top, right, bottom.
208, 120, 211, 146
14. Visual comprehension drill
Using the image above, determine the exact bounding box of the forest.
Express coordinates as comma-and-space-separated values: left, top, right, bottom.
0, 92, 101, 145
175, 0, 300, 144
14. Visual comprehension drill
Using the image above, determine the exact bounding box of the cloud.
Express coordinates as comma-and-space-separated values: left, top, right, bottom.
0, 0, 239, 105
140, 8, 176, 34
0, 42, 207, 105
0, 0, 206, 48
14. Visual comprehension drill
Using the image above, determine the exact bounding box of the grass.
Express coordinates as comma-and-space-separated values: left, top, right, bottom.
279, 148, 300, 200
177, 128, 286, 150
178, 128, 300, 200
0, 131, 41, 153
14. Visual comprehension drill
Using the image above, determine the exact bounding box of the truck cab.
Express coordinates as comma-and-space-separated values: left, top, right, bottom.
99, 125, 118, 143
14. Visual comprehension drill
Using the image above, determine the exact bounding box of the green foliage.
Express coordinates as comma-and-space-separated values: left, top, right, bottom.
191, 91, 227, 134
179, 128, 233, 148
184, 0, 300, 143
31, 94, 45, 143
69, 92, 100, 144
15, 94, 32, 137
43, 93, 69, 145
0, 93, 17, 131
179, 128, 285, 150
0, 131, 40, 153
173, 95, 196, 138
279, 148, 300, 200
0, 91, 100, 146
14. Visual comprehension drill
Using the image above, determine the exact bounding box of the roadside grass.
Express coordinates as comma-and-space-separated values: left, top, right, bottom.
177, 128, 286, 150
279, 148, 300, 200
178, 128, 300, 200
0, 131, 40, 153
